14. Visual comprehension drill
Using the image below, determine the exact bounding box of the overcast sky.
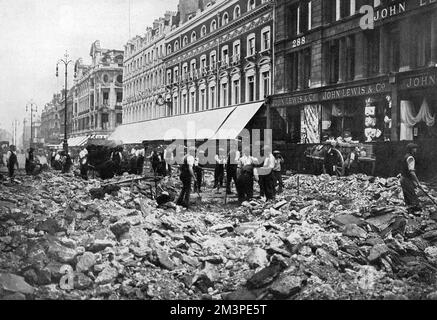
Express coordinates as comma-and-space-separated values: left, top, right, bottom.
0, 0, 179, 136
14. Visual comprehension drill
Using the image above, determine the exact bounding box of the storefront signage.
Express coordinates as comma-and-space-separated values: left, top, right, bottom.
373, 1, 406, 22
272, 93, 318, 107
399, 71, 437, 90
292, 36, 306, 49
321, 83, 389, 101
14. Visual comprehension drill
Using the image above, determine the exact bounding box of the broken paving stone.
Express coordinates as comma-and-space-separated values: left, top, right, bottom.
273, 200, 288, 210
0, 273, 34, 295
333, 214, 366, 227
74, 272, 93, 290
87, 239, 116, 253
155, 250, 176, 271
246, 247, 268, 269
342, 224, 368, 239
424, 246, 437, 264
246, 261, 287, 289
366, 214, 396, 232
47, 242, 78, 264
95, 266, 119, 285
422, 230, 437, 241
110, 221, 131, 239
35, 218, 65, 235
269, 275, 303, 298
76, 252, 96, 273
368, 244, 390, 262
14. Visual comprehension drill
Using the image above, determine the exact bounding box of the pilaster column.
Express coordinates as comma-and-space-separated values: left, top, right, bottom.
354, 31, 366, 80
430, 14, 437, 66
338, 38, 346, 83
297, 51, 303, 90
379, 26, 388, 76
399, 18, 412, 72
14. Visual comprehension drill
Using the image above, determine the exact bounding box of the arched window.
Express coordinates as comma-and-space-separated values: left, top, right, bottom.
222, 12, 229, 25
167, 44, 172, 55
174, 40, 179, 51
247, 0, 256, 11
210, 19, 217, 32
191, 31, 197, 42
234, 5, 241, 19
183, 36, 188, 47
201, 25, 207, 37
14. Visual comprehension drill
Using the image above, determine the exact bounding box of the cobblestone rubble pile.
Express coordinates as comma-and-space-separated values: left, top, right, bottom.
1, 171, 437, 300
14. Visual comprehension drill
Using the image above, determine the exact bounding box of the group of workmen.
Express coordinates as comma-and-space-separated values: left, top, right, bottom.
176, 145, 285, 209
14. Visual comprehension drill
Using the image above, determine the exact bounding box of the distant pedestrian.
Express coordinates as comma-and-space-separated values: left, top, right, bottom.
129, 148, 138, 175
6, 145, 19, 181
25, 148, 35, 175
400, 143, 422, 214
272, 150, 284, 194
111, 147, 123, 175
62, 151, 72, 173
324, 141, 343, 176
193, 149, 204, 193
79, 147, 89, 180
176, 147, 196, 209
136, 149, 145, 175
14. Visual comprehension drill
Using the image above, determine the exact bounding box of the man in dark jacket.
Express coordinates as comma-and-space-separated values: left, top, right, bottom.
400, 143, 421, 213
62, 151, 73, 173
7, 145, 19, 181
176, 147, 196, 209
25, 148, 35, 175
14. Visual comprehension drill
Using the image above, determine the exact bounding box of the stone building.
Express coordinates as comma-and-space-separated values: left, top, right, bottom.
40, 93, 62, 146
71, 41, 124, 142
111, 0, 275, 144
272, 0, 437, 145
123, 12, 178, 124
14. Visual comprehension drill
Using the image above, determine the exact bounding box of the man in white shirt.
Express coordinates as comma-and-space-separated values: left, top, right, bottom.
213, 148, 226, 190
236, 147, 258, 202
226, 148, 240, 194
258, 145, 276, 200
400, 143, 421, 213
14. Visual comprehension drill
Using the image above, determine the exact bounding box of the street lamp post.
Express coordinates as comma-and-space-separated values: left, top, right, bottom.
56, 51, 73, 153
26, 102, 38, 149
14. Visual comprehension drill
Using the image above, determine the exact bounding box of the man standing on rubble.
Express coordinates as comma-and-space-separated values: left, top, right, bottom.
213, 148, 226, 191
226, 147, 240, 195
62, 151, 73, 174
25, 148, 35, 175
272, 150, 284, 194
258, 145, 276, 201
79, 147, 89, 180
400, 143, 422, 213
6, 145, 19, 182
193, 149, 204, 193
236, 147, 258, 203
111, 147, 123, 175
176, 146, 196, 209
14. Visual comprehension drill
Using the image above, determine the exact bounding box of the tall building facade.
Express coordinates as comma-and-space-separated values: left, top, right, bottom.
111, 0, 275, 144
164, 0, 273, 118
272, 0, 437, 144
71, 41, 124, 138
123, 12, 178, 124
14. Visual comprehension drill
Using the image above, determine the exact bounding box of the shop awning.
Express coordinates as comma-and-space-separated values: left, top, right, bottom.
210, 102, 264, 140
109, 106, 237, 144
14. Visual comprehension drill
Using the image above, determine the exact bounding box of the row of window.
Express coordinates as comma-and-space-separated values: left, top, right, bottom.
125, 68, 165, 99
287, 0, 387, 38
125, 43, 165, 76
167, 29, 271, 85
286, 15, 434, 91
168, 0, 268, 55
124, 68, 271, 123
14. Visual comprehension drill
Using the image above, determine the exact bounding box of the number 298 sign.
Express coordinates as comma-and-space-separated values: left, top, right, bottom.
292, 36, 306, 48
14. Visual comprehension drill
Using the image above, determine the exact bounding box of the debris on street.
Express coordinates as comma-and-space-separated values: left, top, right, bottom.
1, 170, 437, 300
